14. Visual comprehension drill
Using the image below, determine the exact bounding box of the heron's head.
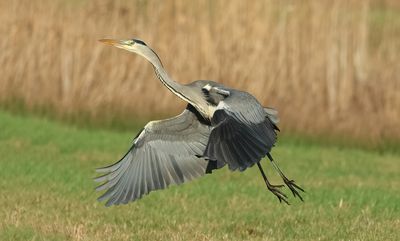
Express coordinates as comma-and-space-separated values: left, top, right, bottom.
99, 38, 161, 65
99, 38, 148, 51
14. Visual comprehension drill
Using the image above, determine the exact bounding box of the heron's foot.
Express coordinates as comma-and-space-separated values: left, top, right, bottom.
283, 178, 305, 202
266, 182, 289, 205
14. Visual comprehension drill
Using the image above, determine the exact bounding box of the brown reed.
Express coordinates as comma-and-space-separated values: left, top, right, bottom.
0, 0, 399, 143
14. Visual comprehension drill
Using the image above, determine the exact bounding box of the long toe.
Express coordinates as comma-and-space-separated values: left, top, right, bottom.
275, 191, 289, 205
284, 179, 305, 201
267, 185, 289, 205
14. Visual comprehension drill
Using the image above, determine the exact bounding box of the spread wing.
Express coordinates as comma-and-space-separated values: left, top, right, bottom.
204, 90, 278, 172
95, 106, 211, 206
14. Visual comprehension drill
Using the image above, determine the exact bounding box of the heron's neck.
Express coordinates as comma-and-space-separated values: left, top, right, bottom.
149, 58, 192, 104
142, 49, 208, 116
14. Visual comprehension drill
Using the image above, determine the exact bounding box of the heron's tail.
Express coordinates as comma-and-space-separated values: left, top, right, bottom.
263, 107, 279, 125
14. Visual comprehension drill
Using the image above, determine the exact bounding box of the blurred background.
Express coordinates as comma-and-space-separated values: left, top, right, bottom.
1, 1, 400, 240
1, 0, 399, 145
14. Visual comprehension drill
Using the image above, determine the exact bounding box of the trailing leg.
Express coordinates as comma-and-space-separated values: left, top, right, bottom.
257, 162, 289, 205
267, 153, 305, 201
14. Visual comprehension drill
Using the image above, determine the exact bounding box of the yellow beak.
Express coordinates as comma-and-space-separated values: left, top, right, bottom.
98, 39, 121, 46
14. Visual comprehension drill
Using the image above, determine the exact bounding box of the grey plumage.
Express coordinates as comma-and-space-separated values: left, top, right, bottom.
95, 106, 210, 206
96, 38, 304, 206
203, 90, 278, 172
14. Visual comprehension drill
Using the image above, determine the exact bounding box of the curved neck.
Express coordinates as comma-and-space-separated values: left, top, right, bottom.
136, 45, 209, 117
140, 48, 193, 104
154, 66, 191, 103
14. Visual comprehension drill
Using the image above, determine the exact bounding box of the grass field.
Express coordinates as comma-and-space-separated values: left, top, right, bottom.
0, 110, 399, 241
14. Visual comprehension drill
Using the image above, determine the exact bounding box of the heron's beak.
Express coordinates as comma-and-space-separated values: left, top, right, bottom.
99, 39, 122, 46
99, 39, 129, 49
99, 39, 117, 45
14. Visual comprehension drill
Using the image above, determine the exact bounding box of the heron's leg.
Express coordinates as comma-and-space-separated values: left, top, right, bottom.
266, 153, 305, 201
257, 162, 289, 205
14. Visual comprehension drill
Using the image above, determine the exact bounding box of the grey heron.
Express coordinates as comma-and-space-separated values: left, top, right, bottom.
95, 38, 304, 206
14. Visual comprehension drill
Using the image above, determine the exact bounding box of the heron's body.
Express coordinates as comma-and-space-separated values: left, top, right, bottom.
95, 38, 304, 206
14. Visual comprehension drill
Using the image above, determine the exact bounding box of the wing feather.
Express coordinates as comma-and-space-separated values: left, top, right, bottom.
95, 106, 211, 206
204, 90, 278, 172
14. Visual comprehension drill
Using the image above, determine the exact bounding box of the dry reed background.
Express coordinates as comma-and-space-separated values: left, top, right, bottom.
1, 0, 399, 143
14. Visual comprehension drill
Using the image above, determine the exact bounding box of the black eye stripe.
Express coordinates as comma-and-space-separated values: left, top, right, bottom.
132, 39, 147, 46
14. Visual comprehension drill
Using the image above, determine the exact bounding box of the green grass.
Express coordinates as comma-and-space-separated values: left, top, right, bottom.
0, 111, 399, 241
